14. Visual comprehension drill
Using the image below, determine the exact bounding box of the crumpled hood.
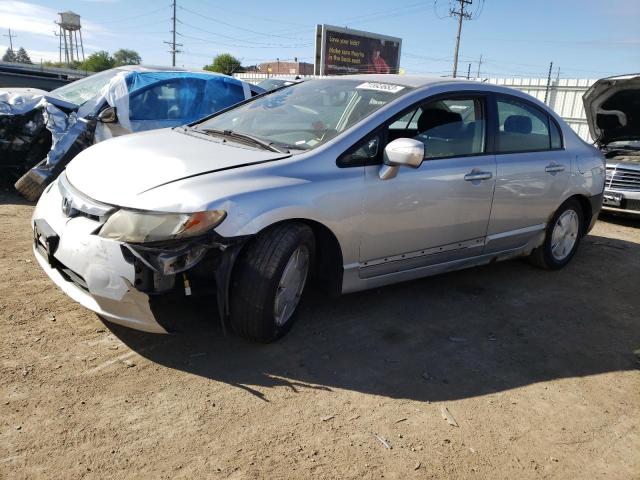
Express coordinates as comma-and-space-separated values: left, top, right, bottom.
64, 127, 290, 207
1, 87, 49, 97
0, 88, 78, 115
583, 74, 640, 146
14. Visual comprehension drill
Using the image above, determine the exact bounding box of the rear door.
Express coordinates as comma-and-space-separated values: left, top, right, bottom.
485, 95, 571, 252
359, 94, 497, 278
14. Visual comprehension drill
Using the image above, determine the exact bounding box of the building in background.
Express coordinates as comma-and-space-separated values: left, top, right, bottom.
258, 59, 314, 76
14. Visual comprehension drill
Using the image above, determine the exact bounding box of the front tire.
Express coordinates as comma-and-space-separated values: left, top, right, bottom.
528, 198, 584, 270
230, 223, 314, 343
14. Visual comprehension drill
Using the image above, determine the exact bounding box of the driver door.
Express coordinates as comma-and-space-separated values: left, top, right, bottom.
359, 94, 497, 278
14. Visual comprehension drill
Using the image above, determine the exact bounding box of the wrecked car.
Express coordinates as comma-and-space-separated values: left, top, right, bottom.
584, 74, 640, 216
32, 75, 604, 342
0, 65, 263, 200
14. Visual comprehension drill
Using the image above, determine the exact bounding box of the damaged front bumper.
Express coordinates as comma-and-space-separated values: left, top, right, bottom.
32, 178, 247, 333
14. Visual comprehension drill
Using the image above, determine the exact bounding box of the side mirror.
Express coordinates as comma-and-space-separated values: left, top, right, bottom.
379, 138, 424, 180
98, 106, 118, 124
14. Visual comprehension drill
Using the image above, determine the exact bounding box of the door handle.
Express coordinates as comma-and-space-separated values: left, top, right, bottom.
464, 171, 493, 181
545, 163, 565, 173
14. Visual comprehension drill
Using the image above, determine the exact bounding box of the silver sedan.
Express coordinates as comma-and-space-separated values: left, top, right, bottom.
32, 75, 606, 342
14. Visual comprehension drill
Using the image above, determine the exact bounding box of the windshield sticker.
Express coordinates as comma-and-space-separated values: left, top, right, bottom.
356, 82, 405, 94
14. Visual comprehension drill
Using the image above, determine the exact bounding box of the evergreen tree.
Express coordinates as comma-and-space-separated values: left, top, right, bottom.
2, 48, 16, 62
15, 47, 32, 64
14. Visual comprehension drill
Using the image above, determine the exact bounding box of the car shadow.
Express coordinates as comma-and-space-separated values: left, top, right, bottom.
105, 233, 640, 403
599, 211, 640, 228
0, 187, 35, 206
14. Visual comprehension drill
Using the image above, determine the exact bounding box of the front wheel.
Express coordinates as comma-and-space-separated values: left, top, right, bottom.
229, 223, 315, 342
528, 198, 584, 270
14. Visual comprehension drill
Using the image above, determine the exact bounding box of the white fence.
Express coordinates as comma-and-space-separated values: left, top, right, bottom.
234, 73, 597, 142
234, 73, 314, 83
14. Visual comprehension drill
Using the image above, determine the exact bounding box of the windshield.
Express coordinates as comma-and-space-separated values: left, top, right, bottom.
52, 69, 124, 105
257, 79, 295, 91
196, 79, 412, 151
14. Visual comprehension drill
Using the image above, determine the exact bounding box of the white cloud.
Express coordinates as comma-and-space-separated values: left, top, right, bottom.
0, 1, 110, 39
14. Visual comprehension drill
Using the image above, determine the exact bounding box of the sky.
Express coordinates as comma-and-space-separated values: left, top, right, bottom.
0, 0, 638, 79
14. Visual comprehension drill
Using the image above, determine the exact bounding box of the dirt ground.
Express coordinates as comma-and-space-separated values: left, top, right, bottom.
1, 189, 639, 480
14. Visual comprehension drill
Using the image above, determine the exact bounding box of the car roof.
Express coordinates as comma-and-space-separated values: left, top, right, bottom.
333, 74, 470, 88
116, 65, 233, 77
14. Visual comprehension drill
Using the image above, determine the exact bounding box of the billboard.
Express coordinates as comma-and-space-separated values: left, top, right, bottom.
314, 25, 402, 76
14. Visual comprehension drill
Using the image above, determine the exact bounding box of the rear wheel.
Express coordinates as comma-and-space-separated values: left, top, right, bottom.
229, 223, 314, 342
528, 198, 584, 270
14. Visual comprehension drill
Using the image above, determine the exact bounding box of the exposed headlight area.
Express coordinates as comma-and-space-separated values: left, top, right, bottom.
99, 209, 230, 296
99, 209, 226, 243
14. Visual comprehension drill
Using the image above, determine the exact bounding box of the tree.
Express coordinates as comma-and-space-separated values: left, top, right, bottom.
203, 53, 242, 75
15, 47, 32, 64
81, 51, 115, 72
43, 60, 82, 70
2, 47, 16, 62
113, 48, 141, 66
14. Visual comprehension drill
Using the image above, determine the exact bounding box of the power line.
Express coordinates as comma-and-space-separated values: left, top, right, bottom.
187, 0, 309, 28
177, 20, 310, 47
88, 5, 170, 25
179, 5, 308, 41
108, 20, 171, 33
178, 33, 308, 50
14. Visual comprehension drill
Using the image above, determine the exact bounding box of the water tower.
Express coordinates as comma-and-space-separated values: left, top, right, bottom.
56, 11, 84, 64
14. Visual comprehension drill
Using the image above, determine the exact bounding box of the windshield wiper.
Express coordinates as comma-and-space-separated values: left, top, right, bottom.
200, 128, 288, 154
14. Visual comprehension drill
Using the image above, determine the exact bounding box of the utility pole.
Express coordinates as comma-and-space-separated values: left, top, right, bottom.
450, 0, 472, 78
467, 63, 471, 79
164, 0, 182, 66
476, 53, 483, 78
2, 28, 16, 52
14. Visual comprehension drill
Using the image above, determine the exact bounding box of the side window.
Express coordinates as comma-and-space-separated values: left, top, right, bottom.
202, 81, 245, 114
129, 78, 206, 122
389, 109, 418, 131
550, 118, 562, 149
496, 97, 552, 152
338, 96, 487, 167
387, 97, 486, 159
339, 135, 380, 167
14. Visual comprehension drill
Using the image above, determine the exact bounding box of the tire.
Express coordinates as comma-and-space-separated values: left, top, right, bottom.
528, 198, 584, 270
14, 170, 46, 202
230, 223, 315, 343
